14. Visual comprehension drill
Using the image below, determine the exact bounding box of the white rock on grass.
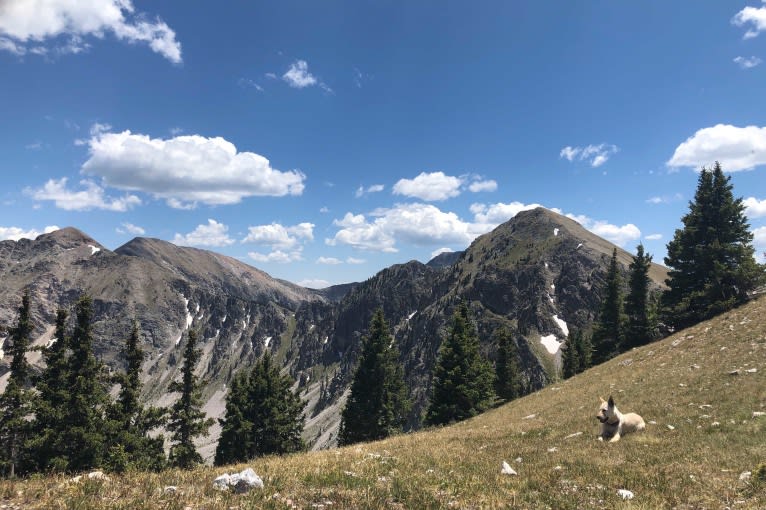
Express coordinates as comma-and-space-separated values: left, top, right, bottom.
617, 489, 634, 500
213, 468, 264, 494
753, 412, 766, 418
501, 461, 517, 475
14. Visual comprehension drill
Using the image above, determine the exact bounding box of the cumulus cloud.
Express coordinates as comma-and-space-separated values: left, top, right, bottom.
559, 144, 619, 167
734, 55, 763, 69
745, 197, 766, 218
317, 256, 342, 265
116, 222, 145, 235
470, 201, 544, 226
0, 0, 181, 62
393, 172, 463, 201
297, 279, 331, 289
346, 256, 365, 264
282, 59, 331, 92
646, 193, 683, 204
80, 128, 305, 207
645, 234, 663, 241
241, 222, 313, 263
248, 249, 302, 264
430, 247, 454, 259
0, 225, 59, 241
667, 124, 766, 172
468, 179, 498, 193
754, 226, 766, 262
588, 221, 641, 247
327, 203, 489, 252
25, 177, 141, 211
172, 219, 235, 247
732, 1, 766, 39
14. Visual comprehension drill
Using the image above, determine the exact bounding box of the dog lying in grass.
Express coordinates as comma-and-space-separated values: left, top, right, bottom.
596, 396, 645, 442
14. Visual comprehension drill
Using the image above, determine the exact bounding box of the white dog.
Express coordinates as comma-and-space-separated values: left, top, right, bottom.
596, 396, 645, 442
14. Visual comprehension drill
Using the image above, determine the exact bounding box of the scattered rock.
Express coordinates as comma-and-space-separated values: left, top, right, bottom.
617, 489, 634, 500
163, 486, 178, 494
213, 468, 264, 494
711, 422, 720, 427
753, 412, 766, 418
745, 368, 757, 374
564, 432, 583, 439
728, 370, 740, 376
667, 425, 675, 430
69, 471, 110, 484
501, 461, 517, 476
514, 457, 523, 463
740, 471, 752, 482
547, 447, 558, 453
522, 414, 536, 420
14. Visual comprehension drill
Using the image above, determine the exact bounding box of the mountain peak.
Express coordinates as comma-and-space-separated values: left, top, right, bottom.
36, 227, 103, 250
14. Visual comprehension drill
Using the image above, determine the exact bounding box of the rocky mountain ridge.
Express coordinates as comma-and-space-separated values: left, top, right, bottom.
0, 208, 668, 457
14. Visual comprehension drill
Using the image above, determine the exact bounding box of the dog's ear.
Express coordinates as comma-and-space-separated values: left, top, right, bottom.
599, 396, 606, 404
608, 396, 615, 408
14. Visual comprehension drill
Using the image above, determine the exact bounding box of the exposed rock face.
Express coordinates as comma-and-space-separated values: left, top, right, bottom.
0, 208, 667, 457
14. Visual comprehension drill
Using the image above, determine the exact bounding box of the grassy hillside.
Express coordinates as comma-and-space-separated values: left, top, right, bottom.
3, 296, 765, 509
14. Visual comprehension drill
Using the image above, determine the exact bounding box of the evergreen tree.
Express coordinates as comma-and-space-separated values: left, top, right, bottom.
338, 309, 410, 446
493, 327, 521, 402
28, 308, 70, 471
215, 351, 305, 465
0, 293, 33, 477
663, 163, 764, 329
106, 322, 166, 472
214, 371, 252, 466
168, 329, 213, 469
575, 331, 593, 372
561, 332, 579, 379
623, 244, 654, 349
57, 295, 111, 472
425, 302, 495, 426
592, 248, 623, 363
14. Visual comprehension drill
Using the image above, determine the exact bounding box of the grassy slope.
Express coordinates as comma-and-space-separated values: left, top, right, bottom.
3, 297, 765, 509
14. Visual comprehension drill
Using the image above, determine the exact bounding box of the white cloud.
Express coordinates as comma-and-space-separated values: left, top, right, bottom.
241, 222, 314, 248
470, 201, 544, 226
346, 256, 365, 264
645, 234, 663, 241
297, 279, 330, 289
430, 247, 454, 259
733, 1, 766, 39
393, 171, 463, 201
116, 222, 145, 235
317, 256, 342, 265
355, 184, 385, 198
646, 193, 683, 204
468, 179, 497, 193
81, 128, 305, 207
745, 197, 766, 218
327, 203, 487, 252
283, 60, 317, 88
25, 177, 141, 211
248, 249, 302, 264
667, 124, 766, 172
588, 221, 641, 247
238, 78, 263, 91
0, 225, 58, 241
734, 55, 763, 69
754, 226, 766, 262
242, 222, 313, 263
172, 219, 235, 247
560, 143, 619, 167
0, 0, 181, 62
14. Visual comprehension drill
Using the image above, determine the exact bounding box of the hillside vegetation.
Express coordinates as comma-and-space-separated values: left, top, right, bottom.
2, 295, 765, 509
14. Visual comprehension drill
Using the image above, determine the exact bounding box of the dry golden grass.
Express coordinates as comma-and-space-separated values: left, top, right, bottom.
3, 296, 765, 509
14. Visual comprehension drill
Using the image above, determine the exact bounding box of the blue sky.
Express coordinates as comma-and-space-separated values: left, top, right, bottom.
2, 1, 766, 288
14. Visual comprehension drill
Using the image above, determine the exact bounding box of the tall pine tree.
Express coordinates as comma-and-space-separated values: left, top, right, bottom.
0, 292, 33, 477
215, 351, 305, 465
168, 329, 213, 469
591, 248, 623, 363
493, 327, 521, 402
28, 308, 70, 471
425, 302, 495, 426
663, 163, 764, 329
106, 321, 166, 472
58, 295, 112, 472
338, 309, 410, 446
623, 244, 654, 349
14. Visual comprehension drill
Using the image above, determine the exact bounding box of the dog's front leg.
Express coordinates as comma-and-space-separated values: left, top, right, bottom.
608, 432, 621, 443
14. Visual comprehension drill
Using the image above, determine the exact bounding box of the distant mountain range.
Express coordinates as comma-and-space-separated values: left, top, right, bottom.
0, 207, 668, 459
